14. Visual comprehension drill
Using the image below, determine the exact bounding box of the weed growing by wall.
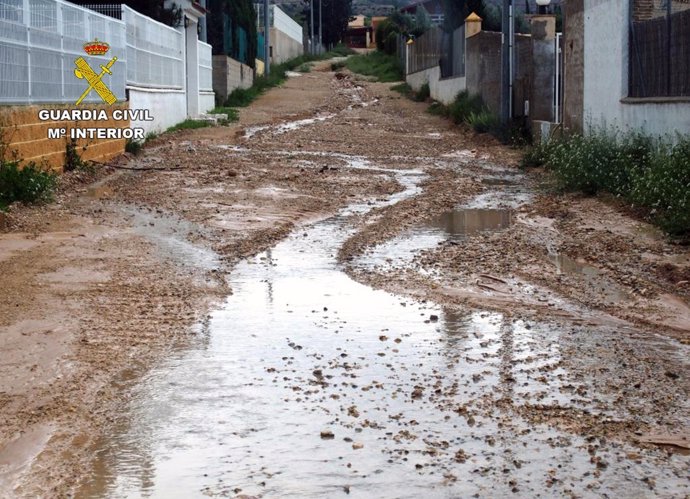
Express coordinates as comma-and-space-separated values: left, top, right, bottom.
523, 130, 690, 235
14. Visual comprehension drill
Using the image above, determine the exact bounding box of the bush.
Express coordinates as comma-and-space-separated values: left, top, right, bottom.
466, 110, 500, 134
125, 138, 143, 155
414, 83, 430, 102
630, 137, 690, 234
448, 91, 486, 125
524, 130, 690, 235
0, 160, 57, 206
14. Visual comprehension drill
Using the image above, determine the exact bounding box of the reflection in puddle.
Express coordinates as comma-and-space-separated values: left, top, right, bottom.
356, 208, 513, 273
430, 208, 513, 240
547, 253, 629, 304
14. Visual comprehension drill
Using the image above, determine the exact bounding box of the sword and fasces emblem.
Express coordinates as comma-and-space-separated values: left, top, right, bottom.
74, 38, 118, 105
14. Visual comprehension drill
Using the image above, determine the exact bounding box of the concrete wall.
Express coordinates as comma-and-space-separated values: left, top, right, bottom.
466, 31, 502, 114
580, 0, 690, 137
0, 104, 129, 171
199, 91, 215, 114
128, 87, 187, 135
213, 56, 254, 103
270, 27, 303, 64
406, 66, 466, 105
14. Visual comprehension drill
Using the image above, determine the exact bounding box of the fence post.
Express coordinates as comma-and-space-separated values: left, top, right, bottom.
24, 0, 31, 101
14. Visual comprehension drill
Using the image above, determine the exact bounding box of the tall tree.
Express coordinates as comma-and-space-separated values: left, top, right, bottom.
302, 0, 353, 47
442, 0, 487, 31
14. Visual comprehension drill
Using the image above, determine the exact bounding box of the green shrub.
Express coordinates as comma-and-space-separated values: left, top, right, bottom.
391, 83, 412, 95
448, 91, 486, 125
331, 61, 346, 71
427, 101, 449, 117
125, 138, 143, 155
524, 130, 690, 235
466, 110, 500, 134
630, 137, 690, 234
0, 160, 57, 206
414, 83, 430, 102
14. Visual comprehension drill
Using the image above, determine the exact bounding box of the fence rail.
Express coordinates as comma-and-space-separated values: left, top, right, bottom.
440, 25, 465, 78
0, 0, 126, 104
198, 40, 212, 92
407, 27, 442, 75
122, 5, 184, 89
629, 0, 690, 97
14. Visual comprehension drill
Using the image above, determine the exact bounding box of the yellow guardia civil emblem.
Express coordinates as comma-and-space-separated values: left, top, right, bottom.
74, 38, 117, 105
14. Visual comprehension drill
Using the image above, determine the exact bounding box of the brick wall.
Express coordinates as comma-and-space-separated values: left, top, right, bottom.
0, 104, 129, 172
213, 56, 254, 103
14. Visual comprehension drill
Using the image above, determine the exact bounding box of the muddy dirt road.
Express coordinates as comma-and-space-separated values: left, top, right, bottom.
1, 62, 689, 498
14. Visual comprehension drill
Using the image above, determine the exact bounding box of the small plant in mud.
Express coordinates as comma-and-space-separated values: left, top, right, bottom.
125, 138, 143, 155
64, 138, 93, 172
0, 159, 57, 207
523, 130, 690, 235
413, 83, 430, 102
297, 63, 312, 73
466, 110, 500, 134
448, 91, 486, 125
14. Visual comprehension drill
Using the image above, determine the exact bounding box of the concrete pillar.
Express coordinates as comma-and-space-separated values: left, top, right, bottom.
465, 12, 482, 38
529, 15, 556, 122
185, 17, 200, 118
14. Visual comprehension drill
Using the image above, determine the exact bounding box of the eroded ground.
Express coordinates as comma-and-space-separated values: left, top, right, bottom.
0, 61, 688, 498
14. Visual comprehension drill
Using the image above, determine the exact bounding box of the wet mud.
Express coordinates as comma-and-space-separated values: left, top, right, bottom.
1, 62, 688, 498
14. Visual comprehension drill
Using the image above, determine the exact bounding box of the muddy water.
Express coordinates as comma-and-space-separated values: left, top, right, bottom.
77, 168, 689, 498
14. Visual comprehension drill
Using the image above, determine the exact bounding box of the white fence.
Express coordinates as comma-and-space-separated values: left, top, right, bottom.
272, 5, 302, 44
0, 0, 126, 104
198, 40, 212, 92
122, 5, 183, 89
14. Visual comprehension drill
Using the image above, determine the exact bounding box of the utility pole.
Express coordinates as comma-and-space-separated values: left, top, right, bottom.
310, 0, 315, 55
264, 0, 270, 75
318, 0, 322, 54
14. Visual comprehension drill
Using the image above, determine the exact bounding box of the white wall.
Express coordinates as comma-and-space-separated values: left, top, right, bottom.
583, 0, 690, 137
199, 91, 215, 114
128, 87, 187, 135
406, 66, 466, 105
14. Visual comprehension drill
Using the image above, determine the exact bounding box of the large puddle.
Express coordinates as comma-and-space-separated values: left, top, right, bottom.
76, 165, 689, 498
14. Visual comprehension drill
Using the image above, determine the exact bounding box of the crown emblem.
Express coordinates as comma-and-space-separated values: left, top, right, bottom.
83, 38, 110, 56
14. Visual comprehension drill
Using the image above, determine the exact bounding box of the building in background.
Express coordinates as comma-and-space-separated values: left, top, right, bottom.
255, 3, 303, 64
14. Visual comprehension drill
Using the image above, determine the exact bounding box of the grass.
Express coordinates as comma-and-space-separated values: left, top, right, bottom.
166, 119, 212, 133
391, 82, 429, 102
297, 63, 312, 73
345, 51, 403, 82
210, 107, 239, 125
0, 160, 57, 207
523, 130, 690, 235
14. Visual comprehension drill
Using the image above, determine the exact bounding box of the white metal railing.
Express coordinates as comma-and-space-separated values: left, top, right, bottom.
0, 0, 126, 104
122, 5, 183, 89
198, 40, 212, 92
272, 5, 302, 44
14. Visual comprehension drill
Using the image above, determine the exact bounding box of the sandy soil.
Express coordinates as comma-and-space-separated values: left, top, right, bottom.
0, 60, 688, 497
